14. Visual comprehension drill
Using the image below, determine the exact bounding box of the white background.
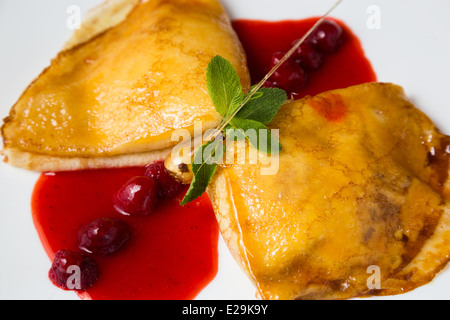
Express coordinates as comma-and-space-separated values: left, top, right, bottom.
0, 0, 449, 300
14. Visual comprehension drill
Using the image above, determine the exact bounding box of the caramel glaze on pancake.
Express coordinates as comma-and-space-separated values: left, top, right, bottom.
1, 0, 250, 171
208, 83, 450, 300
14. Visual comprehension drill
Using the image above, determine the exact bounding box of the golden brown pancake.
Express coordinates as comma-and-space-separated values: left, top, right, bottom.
1, 0, 250, 171
208, 83, 450, 300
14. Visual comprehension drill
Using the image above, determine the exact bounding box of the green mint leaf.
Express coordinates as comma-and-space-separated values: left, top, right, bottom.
225, 91, 244, 119
180, 56, 285, 206
229, 118, 282, 154
246, 90, 264, 101
236, 87, 286, 124
206, 55, 242, 117
180, 139, 224, 206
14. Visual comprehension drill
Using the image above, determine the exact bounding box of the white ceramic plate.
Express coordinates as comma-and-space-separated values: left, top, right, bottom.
1, 0, 449, 300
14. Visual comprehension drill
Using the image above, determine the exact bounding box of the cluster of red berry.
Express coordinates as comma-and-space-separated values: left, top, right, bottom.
48, 161, 184, 291
264, 19, 344, 97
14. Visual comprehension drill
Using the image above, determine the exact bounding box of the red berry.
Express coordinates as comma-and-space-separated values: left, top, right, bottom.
114, 176, 159, 216
78, 217, 131, 256
144, 161, 184, 199
309, 19, 344, 53
48, 250, 98, 291
269, 51, 308, 95
292, 42, 323, 71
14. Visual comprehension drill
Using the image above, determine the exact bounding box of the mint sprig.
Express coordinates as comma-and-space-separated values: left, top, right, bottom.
180, 55, 286, 205
228, 118, 281, 155
206, 56, 243, 117
180, 139, 224, 206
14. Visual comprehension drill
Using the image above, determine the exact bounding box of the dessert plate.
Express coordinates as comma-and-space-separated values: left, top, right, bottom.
0, 0, 449, 300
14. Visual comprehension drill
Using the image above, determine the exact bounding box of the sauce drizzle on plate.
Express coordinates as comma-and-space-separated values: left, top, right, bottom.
32, 167, 218, 300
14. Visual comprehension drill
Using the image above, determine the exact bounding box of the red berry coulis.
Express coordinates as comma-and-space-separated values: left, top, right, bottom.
32, 168, 218, 300
233, 17, 376, 101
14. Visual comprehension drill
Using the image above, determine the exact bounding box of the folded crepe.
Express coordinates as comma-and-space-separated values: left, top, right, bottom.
1, 0, 250, 171
208, 83, 450, 300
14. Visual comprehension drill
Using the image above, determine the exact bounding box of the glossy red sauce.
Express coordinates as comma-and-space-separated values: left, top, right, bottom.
32, 168, 218, 300
31, 18, 376, 300
232, 18, 377, 97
